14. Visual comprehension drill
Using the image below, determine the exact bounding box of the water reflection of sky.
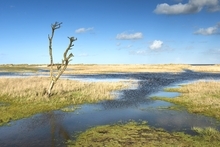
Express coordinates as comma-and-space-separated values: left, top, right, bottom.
1, 71, 220, 146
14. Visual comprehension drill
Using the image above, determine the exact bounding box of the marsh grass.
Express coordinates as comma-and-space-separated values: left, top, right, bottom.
0, 77, 129, 125
154, 81, 220, 120
65, 64, 190, 74
1, 64, 220, 74
193, 127, 219, 137
67, 121, 220, 147
188, 64, 220, 73
34, 64, 220, 74
1, 64, 191, 74
0, 65, 39, 72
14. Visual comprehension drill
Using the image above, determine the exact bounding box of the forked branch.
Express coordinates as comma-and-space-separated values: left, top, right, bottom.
47, 22, 77, 97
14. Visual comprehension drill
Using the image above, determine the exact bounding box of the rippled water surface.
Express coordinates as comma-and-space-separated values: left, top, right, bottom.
1, 70, 220, 147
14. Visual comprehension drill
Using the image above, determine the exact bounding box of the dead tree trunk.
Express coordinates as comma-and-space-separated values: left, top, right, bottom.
47, 22, 77, 97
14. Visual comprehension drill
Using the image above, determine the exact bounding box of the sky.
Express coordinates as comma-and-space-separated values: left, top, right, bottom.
0, 0, 220, 64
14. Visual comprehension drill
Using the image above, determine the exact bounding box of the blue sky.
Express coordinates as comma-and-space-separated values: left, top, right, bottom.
0, 0, 220, 64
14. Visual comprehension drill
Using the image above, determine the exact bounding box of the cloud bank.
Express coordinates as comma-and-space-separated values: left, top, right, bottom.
154, 0, 220, 15
116, 32, 143, 40
75, 27, 94, 33
194, 22, 220, 35
149, 40, 163, 50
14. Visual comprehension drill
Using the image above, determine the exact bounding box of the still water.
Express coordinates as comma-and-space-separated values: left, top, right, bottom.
1, 70, 220, 146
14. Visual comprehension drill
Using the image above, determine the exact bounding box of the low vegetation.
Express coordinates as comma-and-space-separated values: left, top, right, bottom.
65, 64, 191, 74
0, 64, 39, 72
1, 64, 220, 146
154, 81, 220, 120
67, 80, 220, 146
0, 77, 129, 125
67, 121, 220, 147
1, 64, 220, 74
188, 64, 220, 73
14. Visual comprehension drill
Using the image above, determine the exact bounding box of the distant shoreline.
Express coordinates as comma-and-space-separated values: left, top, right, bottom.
1, 64, 220, 74
190, 64, 216, 66
0, 63, 218, 66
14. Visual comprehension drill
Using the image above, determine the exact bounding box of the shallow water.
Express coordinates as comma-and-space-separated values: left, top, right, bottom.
1, 70, 220, 147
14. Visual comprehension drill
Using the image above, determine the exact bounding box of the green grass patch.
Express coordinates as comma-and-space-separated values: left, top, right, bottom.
67, 121, 220, 147
153, 81, 220, 120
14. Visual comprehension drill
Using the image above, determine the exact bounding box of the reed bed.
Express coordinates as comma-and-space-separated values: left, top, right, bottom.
159, 81, 220, 120
188, 65, 220, 73
64, 64, 190, 74
0, 77, 128, 102
0, 77, 129, 125
2, 64, 220, 74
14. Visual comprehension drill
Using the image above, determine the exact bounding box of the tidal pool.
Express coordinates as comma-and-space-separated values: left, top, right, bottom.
1, 70, 220, 147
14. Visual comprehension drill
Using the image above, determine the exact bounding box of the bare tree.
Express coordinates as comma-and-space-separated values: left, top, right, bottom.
47, 22, 77, 97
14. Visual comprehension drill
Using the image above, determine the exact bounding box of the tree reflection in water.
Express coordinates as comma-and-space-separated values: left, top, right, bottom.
2, 111, 71, 147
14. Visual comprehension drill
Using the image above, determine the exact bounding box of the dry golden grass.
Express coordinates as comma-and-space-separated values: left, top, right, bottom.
37, 64, 220, 74
188, 65, 220, 73
0, 77, 130, 125
0, 64, 39, 72
2, 64, 220, 74
162, 81, 220, 119
0, 77, 129, 102
63, 64, 191, 74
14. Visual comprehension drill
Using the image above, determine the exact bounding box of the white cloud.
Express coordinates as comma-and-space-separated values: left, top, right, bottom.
194, 27, 218, 35
149, 40, 163, 50
154, 0, 220, 15
116, 32, 143, 40
75, 27, 94, 33
194, 22, 220, 35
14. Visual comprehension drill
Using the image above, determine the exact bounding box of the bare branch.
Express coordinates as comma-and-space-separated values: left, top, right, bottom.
67, 53, 74, 60
46, 22, 77, 97
51, 22, 62, 30
63, 37, 77, 61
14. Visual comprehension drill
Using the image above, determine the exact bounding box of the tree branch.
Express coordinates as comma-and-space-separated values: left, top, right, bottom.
47, 22, 76, 97
48, 22, 63, 81
63, 37, 77, 61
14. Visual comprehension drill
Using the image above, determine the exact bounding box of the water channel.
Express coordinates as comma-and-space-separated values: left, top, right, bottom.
1, 70, 220, 146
